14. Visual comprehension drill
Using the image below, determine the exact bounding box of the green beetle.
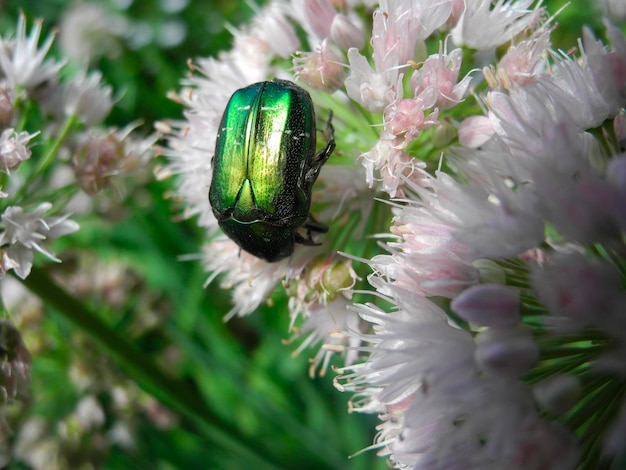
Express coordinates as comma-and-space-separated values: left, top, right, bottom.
209, 79, 335, 262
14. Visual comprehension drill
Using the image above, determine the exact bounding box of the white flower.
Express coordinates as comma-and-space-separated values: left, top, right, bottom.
64, 70, 113, 125
345, 48, 395, 112
0, 203, 79, 279
200, 237, 290, 318
75, 395, 105, 430
58, 3, 126, 63
286, 257, 361, 375
484, 26, 551, 89
0, 13, 64, 90
250, 2, 300, 59
599, 0, 626, 21
451, 0, 544, 51
0, 128, 36, 173
374, 0, 452, 68
301, 0, 339, 40
288, 297, 361, 377
360, 139, 427, 197
293, 39, 346, 92
164, 2, 626, 467
411, 47, 472, 110
451, 284, 521, 327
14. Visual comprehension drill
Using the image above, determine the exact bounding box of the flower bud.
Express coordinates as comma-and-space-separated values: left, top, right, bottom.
532, 375, 581, 416
0, 129, 34, 172
472, 258, 506, 284
302, 256, 357, 304
458, 115, 494, 148
0, 89, 15, 127
64, 70, 114, 126
76, 395, 105, 430
614, 112, 626, 149
293, 39, 346, 92
0, 320, 31, 405
303, 0, 336, 38
474, 325, 539, 378
432, 120, 456, 148
330, 14, 364, 50
73, 133, 125, 195
601, 0, 626, 21
451, 284, 520, 327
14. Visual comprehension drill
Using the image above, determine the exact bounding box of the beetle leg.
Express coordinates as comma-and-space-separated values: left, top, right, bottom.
296, 213, 328, 246
305, 111, 335, 185
317, 110, 335, 164
305, 213, 328, 234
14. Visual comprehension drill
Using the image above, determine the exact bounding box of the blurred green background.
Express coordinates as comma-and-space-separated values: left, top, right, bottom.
0, 0, 609, 469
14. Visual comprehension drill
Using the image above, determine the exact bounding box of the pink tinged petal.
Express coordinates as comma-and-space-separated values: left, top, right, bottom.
474, 325, 539, 378
451, 0, 541, 51
412, 48, 469, 109
451, 284, 520, 327
545, 40, 620, 129
385, 99, 425, 136
532, 375, 581, 416
584, 24, 626, 109
375, 0, 452, 69
330, 14, 364, 50
258, 6, 300, 59
0, 89, 14, 127
513, 421, 578, 470
293, 39, 345, 92
303, 0, 337, 39
531, 253, 623, 329
345, 48, 391, 112
443, 0, 466, 29
537, 173, 624, 243
458, 115, 494, 147
493, 28, 551, 89
383, 86, 439, 146
371, 9, 397, 72
614, 112, 626, 147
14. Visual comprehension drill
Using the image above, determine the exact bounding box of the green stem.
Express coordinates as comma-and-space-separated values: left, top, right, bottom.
17, 268, 281, 470
312, 91, 380, 143
10, 114, 79, 206
524, 355, 591, 384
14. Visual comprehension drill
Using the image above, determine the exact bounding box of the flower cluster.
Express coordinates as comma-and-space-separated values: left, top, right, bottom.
1, 268, 177, 469
0, 13, 156, 281
164, 0, 626, 467
0, 12, 157, 462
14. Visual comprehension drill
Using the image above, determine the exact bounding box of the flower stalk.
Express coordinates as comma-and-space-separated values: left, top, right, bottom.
16, 268, 283, 470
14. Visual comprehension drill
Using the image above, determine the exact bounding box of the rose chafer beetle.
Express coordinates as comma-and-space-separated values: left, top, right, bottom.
209, 79, 335, 262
